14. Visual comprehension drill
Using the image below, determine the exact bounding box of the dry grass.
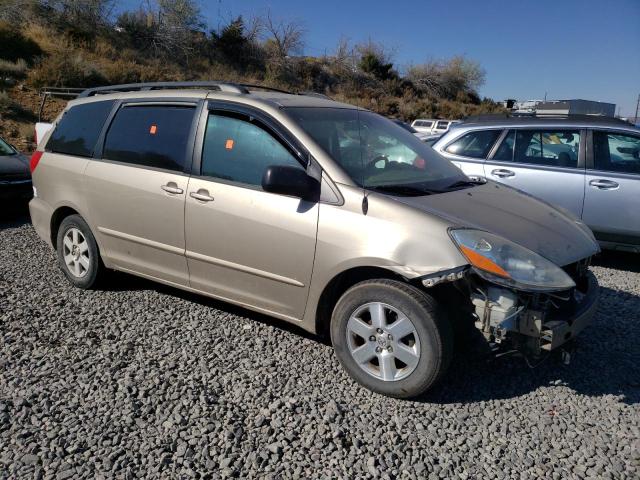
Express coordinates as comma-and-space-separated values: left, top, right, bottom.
0, 59, 27, 80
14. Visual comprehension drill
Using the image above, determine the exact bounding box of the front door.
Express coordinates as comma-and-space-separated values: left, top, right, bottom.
583, 129, 640, 245
485, 128, 586, 217
185, 106, 319, 320
438, 128, 503, 178
85, 102, 199, 285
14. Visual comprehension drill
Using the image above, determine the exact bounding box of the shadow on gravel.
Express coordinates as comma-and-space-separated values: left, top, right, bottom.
0, 204, 30, 229
419, 285, 640, 406
593, 250, 640, 273
107, 269, 639, 406
105, 270, 325, 344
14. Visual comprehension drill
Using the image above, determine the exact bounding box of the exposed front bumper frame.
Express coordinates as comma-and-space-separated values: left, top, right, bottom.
538, 272, 599, 351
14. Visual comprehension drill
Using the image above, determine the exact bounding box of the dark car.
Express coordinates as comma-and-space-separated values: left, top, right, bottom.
0, 136, 32, 201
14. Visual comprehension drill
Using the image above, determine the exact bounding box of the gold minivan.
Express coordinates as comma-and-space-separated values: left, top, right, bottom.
29, 82, 600, 398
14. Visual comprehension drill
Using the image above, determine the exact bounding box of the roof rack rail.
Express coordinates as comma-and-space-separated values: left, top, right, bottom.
236, 83, 293, 94
463, 112, 633, 125
78, 81, 254, 98
78, 81, 301, 98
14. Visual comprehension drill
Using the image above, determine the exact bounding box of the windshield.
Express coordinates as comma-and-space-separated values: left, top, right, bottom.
0, 137, 16, 156
286, 108, 466, 193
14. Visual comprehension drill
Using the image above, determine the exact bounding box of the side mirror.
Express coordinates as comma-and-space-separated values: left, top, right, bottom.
262, 165, 320, 201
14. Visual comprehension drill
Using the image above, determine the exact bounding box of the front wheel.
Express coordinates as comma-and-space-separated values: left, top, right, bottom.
330, 279, 453, 398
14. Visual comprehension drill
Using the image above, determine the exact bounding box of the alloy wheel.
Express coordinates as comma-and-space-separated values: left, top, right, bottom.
346, 302, 421, 381
62, 227, 90, 278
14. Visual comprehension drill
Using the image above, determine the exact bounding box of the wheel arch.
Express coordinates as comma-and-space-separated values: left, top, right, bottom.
314, 266, 407, 338
50, 206, 81, 249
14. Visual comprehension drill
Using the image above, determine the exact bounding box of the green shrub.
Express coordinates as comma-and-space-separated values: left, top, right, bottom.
0, 21, 42, 62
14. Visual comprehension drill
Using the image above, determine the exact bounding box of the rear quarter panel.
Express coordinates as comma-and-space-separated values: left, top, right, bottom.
31, 152, 92, 246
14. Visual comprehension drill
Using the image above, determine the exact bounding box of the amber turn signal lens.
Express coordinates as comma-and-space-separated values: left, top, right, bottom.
460, 245, 510, 278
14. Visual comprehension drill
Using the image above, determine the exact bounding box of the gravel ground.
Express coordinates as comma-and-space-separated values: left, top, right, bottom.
1, 211, 638, 479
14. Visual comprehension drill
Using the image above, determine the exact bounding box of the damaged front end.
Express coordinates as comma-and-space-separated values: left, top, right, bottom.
468, 258, 599, 359
423, 228, 600, 362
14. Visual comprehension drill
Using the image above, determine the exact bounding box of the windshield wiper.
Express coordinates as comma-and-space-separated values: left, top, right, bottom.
368, 185, 437, 197
442, 177, 486, 191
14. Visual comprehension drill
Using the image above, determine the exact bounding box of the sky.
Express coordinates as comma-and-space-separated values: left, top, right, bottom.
119, 0, 640, 117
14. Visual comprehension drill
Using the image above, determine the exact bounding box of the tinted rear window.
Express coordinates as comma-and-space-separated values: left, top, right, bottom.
103, 105, 196, 172
593, 131, 640, 174
47, 101, 114, 157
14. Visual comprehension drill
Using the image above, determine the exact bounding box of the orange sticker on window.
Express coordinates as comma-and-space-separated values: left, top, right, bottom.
149, 125, 157, 135
225, 139, 234, 149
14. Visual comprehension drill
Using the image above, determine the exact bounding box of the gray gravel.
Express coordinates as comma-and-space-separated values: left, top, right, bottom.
1, 214, 638, 479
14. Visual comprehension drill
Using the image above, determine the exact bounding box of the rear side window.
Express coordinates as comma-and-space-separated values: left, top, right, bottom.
445, 130, 501, 158
47, 101, 114, 157
200, 113, 303, 188
495, 130, 580, 168
593, 131, 640, 174
103, 105, 195, 172
436, 121, 449, 129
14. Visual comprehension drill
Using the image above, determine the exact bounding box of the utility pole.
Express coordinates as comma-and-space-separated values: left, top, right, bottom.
635, 93, 640, 123
217, 0, 222, 34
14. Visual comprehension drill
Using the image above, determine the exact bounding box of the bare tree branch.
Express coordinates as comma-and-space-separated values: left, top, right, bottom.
263, 9, 305, 58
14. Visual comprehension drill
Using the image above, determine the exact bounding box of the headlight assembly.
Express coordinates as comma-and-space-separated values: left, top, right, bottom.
449, 229, 575, 292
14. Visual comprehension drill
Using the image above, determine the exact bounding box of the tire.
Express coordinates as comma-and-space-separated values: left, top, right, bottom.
330, 279, 453, 399
56, 214, 104, 289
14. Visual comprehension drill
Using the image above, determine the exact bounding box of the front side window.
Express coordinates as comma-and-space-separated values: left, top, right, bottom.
103, 105, 195, 172
201, 113, 303, 187
47, 100, 114, 157
445, 130, 501, 158
286, 108, 464, 194
513, 130, 580, 168
435, 121, 449, 130
593, 131, 640, 174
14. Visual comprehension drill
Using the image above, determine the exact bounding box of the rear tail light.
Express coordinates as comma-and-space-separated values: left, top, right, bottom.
30, 151, 43, 173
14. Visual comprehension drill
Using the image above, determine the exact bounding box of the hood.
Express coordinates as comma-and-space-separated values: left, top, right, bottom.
391, 181, 599, 266
0, 153, 30, 178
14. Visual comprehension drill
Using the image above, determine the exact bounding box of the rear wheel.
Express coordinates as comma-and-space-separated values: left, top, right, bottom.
56, 214, 103, 289
331, 279, 453, 398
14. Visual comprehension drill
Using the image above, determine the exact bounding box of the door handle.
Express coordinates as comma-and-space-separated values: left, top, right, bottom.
589, 179, 619, 190
161, 182, 183, 195
491, 168, 515, 178
190, 189, 214, 202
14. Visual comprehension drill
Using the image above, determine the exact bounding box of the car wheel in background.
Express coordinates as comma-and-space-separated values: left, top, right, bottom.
330, 279, 453, 398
